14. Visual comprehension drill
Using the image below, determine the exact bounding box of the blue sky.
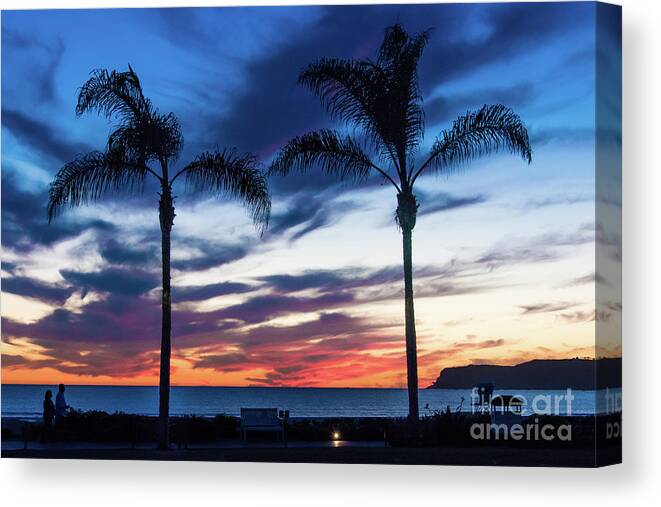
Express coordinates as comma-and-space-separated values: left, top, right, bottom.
1, 3, 621, 387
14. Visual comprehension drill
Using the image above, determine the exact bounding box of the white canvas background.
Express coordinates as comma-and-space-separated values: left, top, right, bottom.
0, 0, 657, 504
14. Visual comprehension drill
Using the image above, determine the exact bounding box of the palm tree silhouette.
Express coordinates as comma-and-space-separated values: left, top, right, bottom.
271, 25, 532, 422
48, 66, 271, 448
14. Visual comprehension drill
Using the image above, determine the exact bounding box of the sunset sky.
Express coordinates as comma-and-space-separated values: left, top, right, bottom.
1, 3, 621, 387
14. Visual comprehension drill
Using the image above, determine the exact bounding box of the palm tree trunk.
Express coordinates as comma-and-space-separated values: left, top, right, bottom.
402, 225, 419, 422
158, 187, 175, 450
397, 191, 419, 423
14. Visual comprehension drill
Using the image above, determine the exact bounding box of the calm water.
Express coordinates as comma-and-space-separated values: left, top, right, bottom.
1, 384, 614, 420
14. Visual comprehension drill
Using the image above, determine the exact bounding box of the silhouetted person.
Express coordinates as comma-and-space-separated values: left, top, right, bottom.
54, 384, 71, 439
41, 390, 55, 443
55, 384, 70, 423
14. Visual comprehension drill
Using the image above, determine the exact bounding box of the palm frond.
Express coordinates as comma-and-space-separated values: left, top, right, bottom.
377, 25, 430, 69
298, 25, 430, 175
76, 66, 151, 123
269, 129, 380, 182
152, 112, 184, 161
182, 150, 271, 232
379, 25, 430, 157
78, 66, 183, 167
48, 151, 148, 222
107, 111, 183, 165
299, 59, 386, 144
415, 104, 532, 182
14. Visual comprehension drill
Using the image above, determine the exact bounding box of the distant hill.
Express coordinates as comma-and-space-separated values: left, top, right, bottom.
428, 358, 621, 390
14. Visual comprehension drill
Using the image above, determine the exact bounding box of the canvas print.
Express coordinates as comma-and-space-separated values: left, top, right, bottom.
1, 2, 621, 467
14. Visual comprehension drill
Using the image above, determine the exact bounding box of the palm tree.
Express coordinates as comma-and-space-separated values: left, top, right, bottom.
48, 66, 271, 448
270, 25, 531, 422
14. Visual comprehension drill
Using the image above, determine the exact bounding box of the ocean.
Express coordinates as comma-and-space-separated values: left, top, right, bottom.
1, 384, 616, 420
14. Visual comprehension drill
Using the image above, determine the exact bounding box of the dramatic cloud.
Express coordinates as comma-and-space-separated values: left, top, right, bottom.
417, 191, 487, 217
267, 194, 358, 241
426, 82, 538, 126
258, 266, 403, 295
419, 2, 590, 86
529, 127, 595, 147
564, 272, 608, 287
175, 281, 253, 303
200, 2, 587, 169
557, 310, 597, 324
170, 238, 251, 272
1, 173, 116, 254
519, 302, 578, 315
476, 248, 556, 270
190, 312, 408, 385
2, 108, 91, 164
257, 263, 490, 304
60, 267, 159, 297
476, 227, 595, 271
523, 194, 592, 210
99, 239, 159, 267
1, 29, 66, 105
213, 292, 355, 324
1, 275, 74, 305
2, 296, 159, 348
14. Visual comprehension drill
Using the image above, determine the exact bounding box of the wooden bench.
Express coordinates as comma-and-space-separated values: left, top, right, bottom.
490, 394, 525, 428
239, 408, 284, 441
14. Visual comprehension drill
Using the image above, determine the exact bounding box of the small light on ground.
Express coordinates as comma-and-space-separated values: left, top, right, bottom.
333, 432, 340, 440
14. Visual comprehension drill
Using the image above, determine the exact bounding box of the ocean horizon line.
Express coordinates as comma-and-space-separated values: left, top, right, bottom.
2, 383, 414, 390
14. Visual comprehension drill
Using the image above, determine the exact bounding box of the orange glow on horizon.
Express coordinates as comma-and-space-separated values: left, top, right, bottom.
2, 345, 599, 388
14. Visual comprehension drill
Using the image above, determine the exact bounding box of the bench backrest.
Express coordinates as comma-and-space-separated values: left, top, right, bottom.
240, 408, 280, 426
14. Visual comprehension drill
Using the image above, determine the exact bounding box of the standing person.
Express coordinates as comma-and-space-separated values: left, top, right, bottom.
41, 390, 54, 443
55, 384, 70, 424
54, 384, 71, 440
